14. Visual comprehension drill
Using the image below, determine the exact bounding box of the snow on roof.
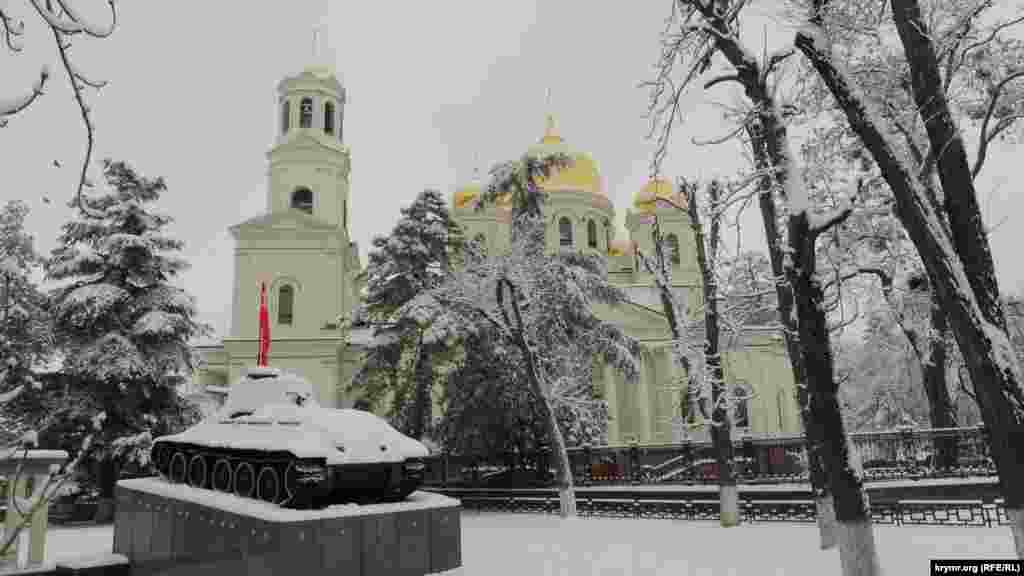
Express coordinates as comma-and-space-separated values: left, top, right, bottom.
117, 477, 460, 522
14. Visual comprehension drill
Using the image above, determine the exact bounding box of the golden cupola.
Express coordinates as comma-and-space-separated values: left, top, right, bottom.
633, 177, 688, 214
453, 167, 513, 211
526, 113, 604, 197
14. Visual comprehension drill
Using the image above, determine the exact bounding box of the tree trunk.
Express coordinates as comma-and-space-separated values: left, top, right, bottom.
412, 341, 431, 440
922, 292, 958, 470
688, 182, 739, 527
745, 121, 834, 547
797, 17, 1024, 557
498, 276, 577, 517
789, 213, 881, 576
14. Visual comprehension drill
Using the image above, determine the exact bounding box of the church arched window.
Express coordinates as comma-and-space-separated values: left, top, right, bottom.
324, 101, 335, 135
666, 233, 681, 265
300, 97, 313, 129
733, 385, 750, 429
291, 187, 314, 214
278, 285, 294, 326
559, 216, 573, 247
281, 100, 290, 134
587, 219, 598, 249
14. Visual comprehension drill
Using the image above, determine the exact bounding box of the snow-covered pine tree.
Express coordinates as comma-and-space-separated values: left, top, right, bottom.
352, 188, 465, 439
44, 159, 207, 501
0, 201, 53, 440
797, 0, 1024, 558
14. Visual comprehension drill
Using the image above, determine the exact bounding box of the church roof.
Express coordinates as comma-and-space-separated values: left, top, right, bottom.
230, 210, 339, 236
526, 112, 605, 197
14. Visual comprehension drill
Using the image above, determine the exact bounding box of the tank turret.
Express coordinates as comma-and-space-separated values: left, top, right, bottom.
151, 367, 429, 509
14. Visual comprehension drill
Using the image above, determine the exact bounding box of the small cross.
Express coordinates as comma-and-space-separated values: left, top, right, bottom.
312, 27, 320, 60
545, 87, 552, 110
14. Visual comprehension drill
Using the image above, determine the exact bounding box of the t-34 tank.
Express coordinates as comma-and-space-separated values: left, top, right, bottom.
150, 367, 430, 509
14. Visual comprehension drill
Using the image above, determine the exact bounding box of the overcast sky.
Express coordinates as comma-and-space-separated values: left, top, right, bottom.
2, 1, 1020, 344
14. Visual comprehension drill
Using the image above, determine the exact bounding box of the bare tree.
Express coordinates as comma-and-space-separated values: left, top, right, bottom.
645, 0, 840, 550
1, 0, 117, 214
795, 0, 1024, 556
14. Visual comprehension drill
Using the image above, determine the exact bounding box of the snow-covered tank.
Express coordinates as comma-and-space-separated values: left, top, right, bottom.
150, 367, 430, 509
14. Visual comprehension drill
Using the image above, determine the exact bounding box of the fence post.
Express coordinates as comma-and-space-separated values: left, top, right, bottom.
583, 443, 593, 486
441, 451, 449, 488
743, 436, 757, 480
630, 440, 640, 484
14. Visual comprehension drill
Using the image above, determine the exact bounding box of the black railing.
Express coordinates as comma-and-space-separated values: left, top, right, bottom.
435, 487, 1011, 528
421, 425, 995, 488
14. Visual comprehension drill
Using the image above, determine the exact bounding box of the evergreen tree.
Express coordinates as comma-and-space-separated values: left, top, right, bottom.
0, 201, 53, 441
352, 189, 465, 438
44, 159, 207, 497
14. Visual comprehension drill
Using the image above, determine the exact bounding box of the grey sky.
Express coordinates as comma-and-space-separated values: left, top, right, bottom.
2, 1, 1020, 344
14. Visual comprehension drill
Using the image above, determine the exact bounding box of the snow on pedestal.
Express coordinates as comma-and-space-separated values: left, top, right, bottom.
113, 477, 462, 576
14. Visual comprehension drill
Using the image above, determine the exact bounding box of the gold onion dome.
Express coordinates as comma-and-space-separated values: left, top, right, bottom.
453, 182, 482, 210
633, 177, 688, 214
608, 238, 636, 257
526, 113, 604, 197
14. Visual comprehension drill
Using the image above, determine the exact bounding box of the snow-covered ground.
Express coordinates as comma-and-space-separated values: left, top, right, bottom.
43, 512, 1017, 574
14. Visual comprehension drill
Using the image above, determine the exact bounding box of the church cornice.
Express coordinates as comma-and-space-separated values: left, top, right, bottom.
230, 210, 342, 237
267, 132, 350, 162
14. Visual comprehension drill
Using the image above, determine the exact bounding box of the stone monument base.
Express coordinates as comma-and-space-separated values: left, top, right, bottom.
113, 477, 462, 576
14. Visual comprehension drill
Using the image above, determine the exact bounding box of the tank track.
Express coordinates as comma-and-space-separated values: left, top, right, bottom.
151, 442, 424, 509
151, 442, 330, 510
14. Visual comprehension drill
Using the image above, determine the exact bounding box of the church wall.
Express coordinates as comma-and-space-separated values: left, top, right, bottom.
232, 244, 345, 338
267, 158, 350, 231
721, 343, 801, 435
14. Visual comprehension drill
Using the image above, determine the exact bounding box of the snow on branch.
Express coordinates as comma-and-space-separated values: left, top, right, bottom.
0, 66, 49, 122
972, 70, 1024, 180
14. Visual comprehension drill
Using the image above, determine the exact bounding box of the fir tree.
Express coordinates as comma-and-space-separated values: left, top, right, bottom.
353, 188, 465, 438
44, 159, 207, 497
0, 201, 53, 441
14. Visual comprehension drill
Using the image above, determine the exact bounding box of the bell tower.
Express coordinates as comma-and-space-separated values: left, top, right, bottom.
266, 29, 350, 232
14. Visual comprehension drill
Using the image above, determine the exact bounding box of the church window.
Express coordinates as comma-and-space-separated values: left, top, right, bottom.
281, 100, 290, 134
342, 199, 347, 228
733, 385, 750, 428
291, 187, 314, 214
278, 285, 294, 326
666, 233, 681, 265
324, 101, 335, 135
587, 219, 598, 249
300, 97, 313, 128
338, 107, 344, 141
559, 216, 573, 247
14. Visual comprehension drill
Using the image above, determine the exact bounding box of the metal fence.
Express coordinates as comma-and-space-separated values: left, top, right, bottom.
421, 425, 995, 488
448, 490, 1011, 528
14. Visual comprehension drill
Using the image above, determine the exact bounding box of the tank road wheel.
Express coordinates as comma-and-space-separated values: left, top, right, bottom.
212, 459, 233, 492
256, 466, 282, 504
233, 462, 255, 499
187, 454, 208, 488
169, 452, 188, 484
151, 444, 170, 478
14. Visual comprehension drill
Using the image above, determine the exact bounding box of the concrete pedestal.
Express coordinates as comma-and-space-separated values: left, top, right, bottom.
113, 477, 461, 576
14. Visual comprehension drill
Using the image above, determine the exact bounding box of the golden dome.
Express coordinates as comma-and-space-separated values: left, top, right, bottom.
608, 238, 636, 257
634, 177, 687, 214
526, 113, 604, 197
453, 182, 482, 209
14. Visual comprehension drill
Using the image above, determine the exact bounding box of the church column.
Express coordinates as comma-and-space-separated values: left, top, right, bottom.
636, 348, 653, 444
603, 362, 620, 445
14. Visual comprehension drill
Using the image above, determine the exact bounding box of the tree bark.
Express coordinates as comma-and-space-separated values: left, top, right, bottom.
688, 182, 739, 526
922, 292, 958, 469
746, 122, 834, 547
797, 15, 1024, 558
412, 338, 431, 440
789, 213, 881, 575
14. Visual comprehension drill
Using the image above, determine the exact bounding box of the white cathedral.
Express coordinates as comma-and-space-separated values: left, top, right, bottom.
194, 61, 802, 445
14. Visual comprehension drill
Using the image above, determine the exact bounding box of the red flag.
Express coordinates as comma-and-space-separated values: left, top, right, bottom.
258, 282, 271, 366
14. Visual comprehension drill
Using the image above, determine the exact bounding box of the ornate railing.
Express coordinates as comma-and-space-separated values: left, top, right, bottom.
438, 488, 1011, 528
421, 425, 995, 488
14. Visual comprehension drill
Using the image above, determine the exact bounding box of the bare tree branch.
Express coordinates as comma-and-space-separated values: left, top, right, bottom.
972, 70, 1024, 180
